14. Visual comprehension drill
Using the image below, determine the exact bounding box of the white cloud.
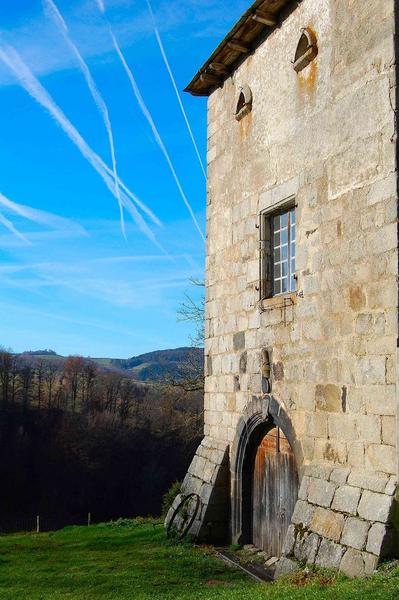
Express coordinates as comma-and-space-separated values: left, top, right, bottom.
0, 0, 247, 87
0, 42, 164, 249
0, 191, 87, 234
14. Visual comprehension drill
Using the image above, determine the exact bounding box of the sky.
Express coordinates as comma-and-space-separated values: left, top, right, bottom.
0, 0, 248, 358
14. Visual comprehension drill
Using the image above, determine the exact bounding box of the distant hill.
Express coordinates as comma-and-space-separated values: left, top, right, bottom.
109, 347, 204, 382
16, 347, 204, 383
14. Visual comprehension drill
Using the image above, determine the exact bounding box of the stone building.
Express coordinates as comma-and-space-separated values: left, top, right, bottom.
166, 0, 399, 577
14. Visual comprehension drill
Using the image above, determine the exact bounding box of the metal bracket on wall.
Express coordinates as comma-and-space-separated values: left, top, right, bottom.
258, 296, 295, 326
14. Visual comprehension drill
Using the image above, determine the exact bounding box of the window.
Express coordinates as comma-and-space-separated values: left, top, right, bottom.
260, 204, 296, 299
292, 28, 318, 72
272, 209, 296, 294
235, 85, 252, 121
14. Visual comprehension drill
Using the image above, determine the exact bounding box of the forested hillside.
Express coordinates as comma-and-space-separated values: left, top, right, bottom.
0, 348, 203, 528
18, 346, 204, 383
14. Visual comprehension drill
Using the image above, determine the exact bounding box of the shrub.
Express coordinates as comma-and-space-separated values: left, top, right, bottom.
162, 481, 182, 517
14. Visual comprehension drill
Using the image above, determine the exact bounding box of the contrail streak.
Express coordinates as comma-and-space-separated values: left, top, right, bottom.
0, 210, 31, 244
96, 0, 105, 13
0, 42, 163, 249
43, 0, 125, 236
145, 0, 206, 180
110, 32, 206, 242
0, 192, 86, 234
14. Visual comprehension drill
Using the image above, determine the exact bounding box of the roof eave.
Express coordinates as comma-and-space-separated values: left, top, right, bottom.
185, 0, 296, 97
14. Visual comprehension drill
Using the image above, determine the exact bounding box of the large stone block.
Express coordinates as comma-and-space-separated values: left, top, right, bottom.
355, 357, 386, 385
328, 414, 357, 441
357, 490, 393, 523
305, 463, 333, 480
274, 557, 299, 579
308, 478, 336, 508
331, 485, 361, 515
282, 524, 297, 557
363, 552, 379, 575
310, 507, 345, 542
294, 532, 320, 564
291, 500, 315, 527
298, 475, 311, 501
340, 548, 365, 578
315, 539, 344, 569
348, 471, 388, 493
233, 331, 246, 351
341, 517, 370, 550
365, 444, 396, 475
330, 467, 350, 485
366, 523, 396, 557
315, 384, 342, 412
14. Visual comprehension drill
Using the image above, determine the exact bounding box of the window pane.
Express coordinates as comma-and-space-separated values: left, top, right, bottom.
280, 212, 288, 228
269, 207, 296, 297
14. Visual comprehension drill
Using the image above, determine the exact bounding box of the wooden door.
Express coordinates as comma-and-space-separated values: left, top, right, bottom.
252, 427, 298, 556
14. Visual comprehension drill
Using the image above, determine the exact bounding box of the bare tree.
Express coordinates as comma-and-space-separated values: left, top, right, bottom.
35, 359, 45, 409
82, 361, 98, 412
173, 279, 205, 392
103, 373, 122, 414
177, 278, 205, 347
45, 362, 58, 409
9, 354, 20, 404
64, 357, 84, 411
20, 362, 34, 412
119, 379, 136, 422
0, 348, 13, 407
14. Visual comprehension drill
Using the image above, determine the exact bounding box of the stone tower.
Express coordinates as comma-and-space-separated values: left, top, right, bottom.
167, 0, 399, 576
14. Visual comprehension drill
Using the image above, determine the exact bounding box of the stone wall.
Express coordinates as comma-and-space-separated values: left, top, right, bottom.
282, 462, 397, 576
170, 0, 399, 572
166, 438, 230, 543
205, 0, 397, 473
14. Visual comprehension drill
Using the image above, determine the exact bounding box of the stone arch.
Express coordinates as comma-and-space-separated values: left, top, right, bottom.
234, 85, 253, 121
292, 27, 318, 72
230, 395, 303, 545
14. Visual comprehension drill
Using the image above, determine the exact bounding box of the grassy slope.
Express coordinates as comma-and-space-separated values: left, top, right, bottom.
0, 521, 398, 600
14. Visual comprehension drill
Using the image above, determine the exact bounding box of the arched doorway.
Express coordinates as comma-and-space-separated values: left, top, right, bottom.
231, 396, 302, 556
252, 426, 298, 555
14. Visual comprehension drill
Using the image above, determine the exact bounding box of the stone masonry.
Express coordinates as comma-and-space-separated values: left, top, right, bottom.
167, 0, 399, 576
283, 463, 397, 576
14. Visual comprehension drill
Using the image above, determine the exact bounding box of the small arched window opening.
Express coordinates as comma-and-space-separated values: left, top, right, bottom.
235, 85, 252, 121
293, 28, 318, 72
261, 349, 271, 393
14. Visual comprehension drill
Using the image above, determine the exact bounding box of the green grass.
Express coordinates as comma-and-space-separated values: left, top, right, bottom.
0, 520, 398, 599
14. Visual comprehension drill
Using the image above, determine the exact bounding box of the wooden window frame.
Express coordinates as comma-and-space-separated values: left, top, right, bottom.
259, 198, 297, 301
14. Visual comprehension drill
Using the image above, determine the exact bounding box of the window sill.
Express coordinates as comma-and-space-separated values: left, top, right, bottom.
259, 292, 297, 312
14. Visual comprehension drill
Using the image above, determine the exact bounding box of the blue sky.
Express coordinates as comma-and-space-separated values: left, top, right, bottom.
0, 0, 247, 358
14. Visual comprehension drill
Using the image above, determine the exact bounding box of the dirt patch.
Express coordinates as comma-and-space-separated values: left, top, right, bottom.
203, 579, 231, 587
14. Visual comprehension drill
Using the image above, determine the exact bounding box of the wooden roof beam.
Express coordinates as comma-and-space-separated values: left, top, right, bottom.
252, 10, 277, 26
200, 72, 221, 85
209, 62, 230, 75
227, 39, 250, 53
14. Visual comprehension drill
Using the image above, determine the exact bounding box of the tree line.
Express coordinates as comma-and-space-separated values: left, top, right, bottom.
0, 351, 147, 418
0, 348, 203, 526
